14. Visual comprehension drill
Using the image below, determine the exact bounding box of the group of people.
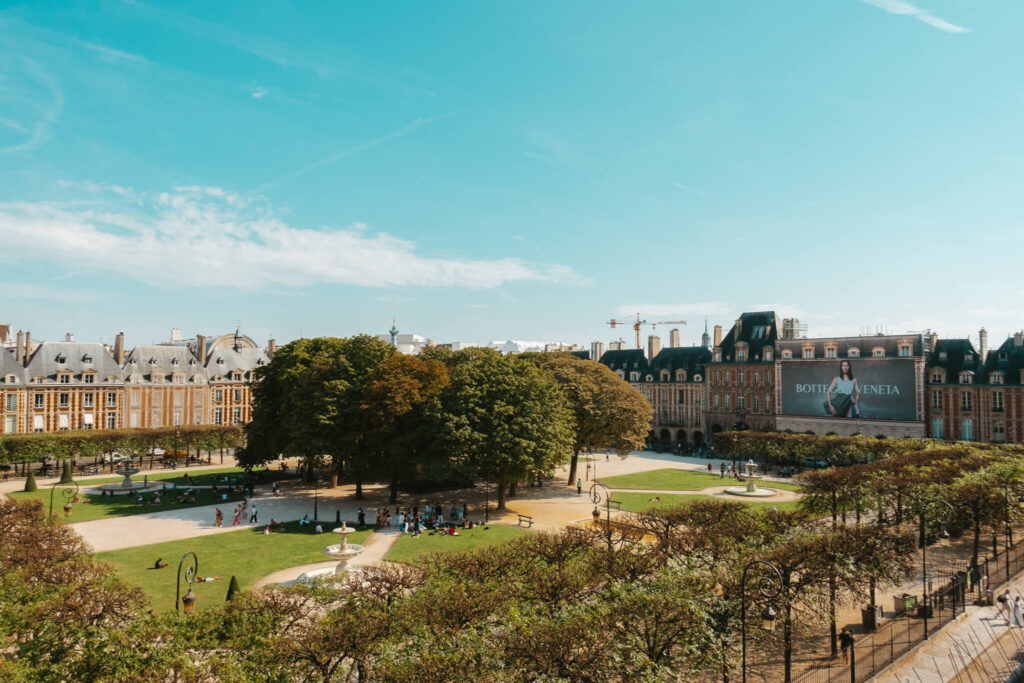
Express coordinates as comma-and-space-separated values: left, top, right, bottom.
997, 590, 1024, 626
360, 502, 473, 536
214, 501, 258, 528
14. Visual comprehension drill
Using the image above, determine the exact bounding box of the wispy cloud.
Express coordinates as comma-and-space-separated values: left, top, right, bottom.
80, 41, 147, 63
0, 186, 585, 290
250, 86, 268, 99
672, 182, 707, 196
0, 282, 95, 303
0, 54, 64, 155
616, 302, 732, 318
252, 114, 452, 192
859, 0, 969, 34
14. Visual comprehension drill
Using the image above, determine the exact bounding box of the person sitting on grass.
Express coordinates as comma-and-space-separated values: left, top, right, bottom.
314, 523, 323, 534
154, 558, 167, 569
196, 576, 224, 582
298, 514, 310, 526
151, 495, 161, 505
264, 525, 271, 535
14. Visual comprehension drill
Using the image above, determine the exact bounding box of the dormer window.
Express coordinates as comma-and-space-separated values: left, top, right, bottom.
660, 370, 670, 382
171, 358, 180, 366
217, 358, 226, 366
149, 358, 158, 366
764, 348, 773, 362
930, 371, 944, 384
256, 358, 265, 366
713, 351, 722, 362
939, 351, 948, 360
737, 349, 748, 361
83, 374, 95, 384
899, 344, 912, 358
873, 347, 885, 358
629, 371, 640, 382
848, 348, 860, 358
959, 372, 973, 385
964, 352, 973, 363
991, 373, 1004, 385
55, 354, 66, 364
82, 354, 93, 364
802, 344, 814, 359
781, 349, 792, 360
645, 374, 654, 382
5, 374, 15, 384
189, 359, 197, 367
59, 374, 70, 384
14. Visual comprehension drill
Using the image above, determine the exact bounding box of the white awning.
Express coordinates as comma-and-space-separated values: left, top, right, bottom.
58, 414, 69, 429
33, 415, 44, 429
83, 413, 94, 425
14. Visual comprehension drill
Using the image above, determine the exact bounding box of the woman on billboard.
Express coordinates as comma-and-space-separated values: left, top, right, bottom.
825, 360, 862, 418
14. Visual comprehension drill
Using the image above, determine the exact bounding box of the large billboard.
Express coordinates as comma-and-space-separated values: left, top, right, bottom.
779, 359, 917, 421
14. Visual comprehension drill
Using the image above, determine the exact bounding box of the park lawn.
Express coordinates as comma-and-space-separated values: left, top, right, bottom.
96, 521, 372, 612
9, 487, 246, 523
45, 466, 287, 488
385, 524, 534, 565
611, 491, 804, 514
599, 468, 804, 493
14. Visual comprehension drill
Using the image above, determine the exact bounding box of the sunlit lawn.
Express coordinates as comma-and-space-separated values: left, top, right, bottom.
10, 487, 246, 523
385, 524, 534, 565
599, 468, 804, 493
610, 491, 804, 514
96, 521, 371, 612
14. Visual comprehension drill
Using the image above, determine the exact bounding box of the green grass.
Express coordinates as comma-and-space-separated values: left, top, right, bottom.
610, 491, 804, 514
96, 521, 372, 612
385, 524, 534, 565
9, 487, 247, 523
599, 468, 804, 493
56, 466, 290, 488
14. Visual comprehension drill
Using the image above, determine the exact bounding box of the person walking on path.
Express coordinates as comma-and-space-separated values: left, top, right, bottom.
1015, 596, 1024, 627
720, 463, 726, 479
998, 590, 1012, 623
249, 504, 258, 524
357, 507, 365, 528
232, 507, 240, 526
576, 479, 582, 495
839, 628, 854, 663
707, 462, 712, 474
215, 508, 223, 528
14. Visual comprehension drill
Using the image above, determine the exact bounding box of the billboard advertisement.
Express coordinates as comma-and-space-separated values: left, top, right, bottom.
779, 359, 917, 421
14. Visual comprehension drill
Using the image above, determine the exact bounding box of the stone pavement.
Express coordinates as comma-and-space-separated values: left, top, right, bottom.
253, 528, 403, 589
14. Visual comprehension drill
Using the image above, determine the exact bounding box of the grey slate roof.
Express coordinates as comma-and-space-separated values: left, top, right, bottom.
926, 339, 982, 383
647, 346, 711, 382
124, 345, 208, 384
0, 347, 25, 384
982, 337, 1024, 386
597, 349, 649, 374
206, 346, 270, 380
24, 341, 124, 383
717, 311, 779, 362
780, 333, 926, 359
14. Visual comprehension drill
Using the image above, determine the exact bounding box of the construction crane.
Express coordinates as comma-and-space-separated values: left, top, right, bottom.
607, 314, 687, 348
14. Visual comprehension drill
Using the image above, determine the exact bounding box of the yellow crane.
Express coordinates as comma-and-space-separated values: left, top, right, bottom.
607, 314, 687, 348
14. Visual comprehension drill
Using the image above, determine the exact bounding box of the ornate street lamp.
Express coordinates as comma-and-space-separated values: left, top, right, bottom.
49, 479, 80, 521
589, 481, 613, 550
741, 559, 783, 683
176, 551, 199, 614
921, 499, 954, 639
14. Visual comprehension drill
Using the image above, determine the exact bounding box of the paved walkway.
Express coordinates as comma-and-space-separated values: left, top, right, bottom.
64, 451, 762, 552
253, 528, 403, 589
878, 575, 1024, 681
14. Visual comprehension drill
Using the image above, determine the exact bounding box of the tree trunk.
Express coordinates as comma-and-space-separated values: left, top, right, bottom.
972, 515, 981, 571
829, 574, 838, 657
497, 481, 507, 510
783, 604, 793, 683
870, 575, 877, 608
566, 451, 580, 485
355, 477, 363, 499
389, 473, 399, 503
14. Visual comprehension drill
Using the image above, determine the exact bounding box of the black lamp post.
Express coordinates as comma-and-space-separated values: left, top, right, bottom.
176, 550, 199, 614
49, 479, 80, 521
921, 498, 954, 639
589, 481, 613, 550
733, 407, 747, 474
741, 559, 783, 683
313, 466, 319, 523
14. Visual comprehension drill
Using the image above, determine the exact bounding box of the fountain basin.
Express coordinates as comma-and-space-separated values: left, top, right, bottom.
97, 468, 153, 493
724, 485, 779, 498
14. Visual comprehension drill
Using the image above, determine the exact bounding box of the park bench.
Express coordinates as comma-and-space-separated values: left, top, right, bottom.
517, 514, 534, 528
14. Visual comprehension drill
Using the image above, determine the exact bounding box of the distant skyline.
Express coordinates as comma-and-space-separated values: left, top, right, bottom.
2, 2, 1023, 349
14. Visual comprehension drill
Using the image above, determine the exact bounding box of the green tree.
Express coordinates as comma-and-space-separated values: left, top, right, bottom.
429, 349, 574, 510
58, 460, 72, 484
523, 352, 652, 485
226, 575, 241, 602
23, 470, 37, 492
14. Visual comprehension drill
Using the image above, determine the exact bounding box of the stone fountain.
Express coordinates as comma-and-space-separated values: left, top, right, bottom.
724, 459, 778, 498
322, 523, 365, 576
97, 468, 156, 493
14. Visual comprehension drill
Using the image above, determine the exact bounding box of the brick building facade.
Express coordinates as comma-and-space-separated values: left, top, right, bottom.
0, 329, 270, 435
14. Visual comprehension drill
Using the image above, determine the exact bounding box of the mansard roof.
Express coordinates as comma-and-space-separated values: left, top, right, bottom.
927, 339, 983, 379
717, 311, 779, 360
647, 346, 710, 381
598, 349, 649, 373
124, 345, 208, 383
780, 334, 925, 358
25, 341, 124, 383
569, 350, 590, 361
0, 348, 25, 383
205, 345, 270, 377
982, 337, 1024, 385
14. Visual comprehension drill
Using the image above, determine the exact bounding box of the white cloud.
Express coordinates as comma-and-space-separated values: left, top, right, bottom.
616, 302, 732, 318
0, 55, 63, 155
251, 86, 268, 99
859, 0, 969, 33
672, 182, 707, 196
0, 186, 585, 290
81, 41, 147, 63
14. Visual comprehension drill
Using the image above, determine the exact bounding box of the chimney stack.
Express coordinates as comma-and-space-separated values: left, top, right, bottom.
735, 318, 743, 337
648, 335, 661, 360
669, 328, 681, 348
609, 340, 624, 351
713, 325, 723, 348
1015, 331, 1023, 348
195, 334, 207, 363
267, 338, 277, 358
928, 331, 938, 353
23, 331, 30, 367
590, 341, 604, 361
16, 330, 24, 365
114, 332, 125, 365
65, 332, 74, 342
979, 328, 988, 363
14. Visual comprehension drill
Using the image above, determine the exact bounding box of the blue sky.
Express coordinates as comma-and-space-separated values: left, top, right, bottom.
1, 1, 1022, 350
